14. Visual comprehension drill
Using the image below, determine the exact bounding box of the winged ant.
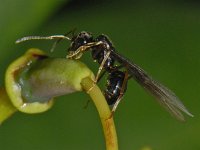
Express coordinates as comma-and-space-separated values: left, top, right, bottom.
16, 30, 193, 121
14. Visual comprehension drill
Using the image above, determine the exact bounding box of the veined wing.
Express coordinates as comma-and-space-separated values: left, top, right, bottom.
111, 51, 193, 121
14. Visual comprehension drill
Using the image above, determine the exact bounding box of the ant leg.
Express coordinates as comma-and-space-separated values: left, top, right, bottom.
66, 41, 103, 59
97, 70, 107, 83
84, 70, 106, 109
84, 70, 107, 108
66, 45, 89, 59
86, 51, 111, 93
109, 71, 129, 118
94, 51, 111, 83
83, 70, 105, 107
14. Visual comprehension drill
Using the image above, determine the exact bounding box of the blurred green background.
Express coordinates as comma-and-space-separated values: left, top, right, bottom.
0, 0, 200, 149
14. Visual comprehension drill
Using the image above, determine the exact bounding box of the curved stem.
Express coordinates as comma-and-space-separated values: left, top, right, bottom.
3, 48, 118, 149
81, 77, 118, 150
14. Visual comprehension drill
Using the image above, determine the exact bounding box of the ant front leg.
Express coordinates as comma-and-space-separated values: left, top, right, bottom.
66, 41, 103, 59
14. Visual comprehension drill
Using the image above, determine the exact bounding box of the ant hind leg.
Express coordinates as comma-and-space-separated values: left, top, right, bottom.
109, 71, 129, 118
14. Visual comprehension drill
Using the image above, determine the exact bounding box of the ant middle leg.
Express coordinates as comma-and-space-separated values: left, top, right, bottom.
84, 69, 107, 108
94, 51, 111, 83
86, 51, 111, 93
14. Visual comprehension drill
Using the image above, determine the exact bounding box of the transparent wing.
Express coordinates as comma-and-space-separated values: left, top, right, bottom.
112, 51, 193, 121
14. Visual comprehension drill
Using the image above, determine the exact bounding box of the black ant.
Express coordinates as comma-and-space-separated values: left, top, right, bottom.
16, 30, 193, 121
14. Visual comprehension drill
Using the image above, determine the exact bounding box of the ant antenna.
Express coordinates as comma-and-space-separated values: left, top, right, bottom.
15, 35, 71, 44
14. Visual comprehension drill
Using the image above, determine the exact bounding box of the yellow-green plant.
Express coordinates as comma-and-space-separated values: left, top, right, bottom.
0, 48, 118, 150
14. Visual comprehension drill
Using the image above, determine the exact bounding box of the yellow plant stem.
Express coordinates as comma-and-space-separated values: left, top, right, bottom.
81, 77, 118, 150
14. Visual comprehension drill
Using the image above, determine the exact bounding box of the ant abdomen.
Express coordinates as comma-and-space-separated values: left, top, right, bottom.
104, 70, 127, 105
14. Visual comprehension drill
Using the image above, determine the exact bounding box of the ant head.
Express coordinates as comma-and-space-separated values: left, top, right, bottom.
69, 31, 93, 52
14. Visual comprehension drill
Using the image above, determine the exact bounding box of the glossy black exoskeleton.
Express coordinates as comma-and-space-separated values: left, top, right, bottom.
105, 70, 127, 105
90, 34, 128, 107
67, 32, 127, 108
66, 32, 193, 120
16, 30, 193, 121
91, 34, 116, 70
